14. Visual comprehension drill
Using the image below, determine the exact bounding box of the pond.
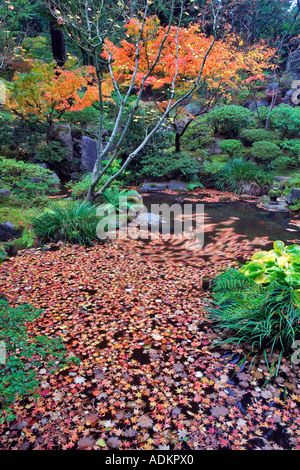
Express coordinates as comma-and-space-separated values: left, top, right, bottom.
142, 194, 299, 248
125, 193, 300, 269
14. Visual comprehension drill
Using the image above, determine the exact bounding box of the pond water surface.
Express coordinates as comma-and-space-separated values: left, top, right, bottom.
142, 194, 299, 250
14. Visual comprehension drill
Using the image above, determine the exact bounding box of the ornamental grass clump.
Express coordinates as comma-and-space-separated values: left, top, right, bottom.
209, 241, 300, 374
32, 200, 100, 246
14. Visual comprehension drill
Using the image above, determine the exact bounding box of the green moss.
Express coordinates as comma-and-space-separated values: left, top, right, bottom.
0, 198, 71, 229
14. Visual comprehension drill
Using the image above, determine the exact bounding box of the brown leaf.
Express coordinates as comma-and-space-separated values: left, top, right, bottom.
77, 436, 95, 449
137, 415, 153, 429
84, 413, 99, 427
211, 406, 228, 418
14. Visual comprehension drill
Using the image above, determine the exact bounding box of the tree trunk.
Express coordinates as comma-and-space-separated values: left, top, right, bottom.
175, 132, 181, 153
50, 22, 67, 67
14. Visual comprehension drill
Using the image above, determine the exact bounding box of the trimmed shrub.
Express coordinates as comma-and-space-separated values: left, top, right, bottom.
138, 152, 200, 181
205, 105, 252, 138
251, 141, 282, 165
34, 141, 69, 164
220, 139, 244, 157
277, 139, 300, 168
0, 156, 59, 206
269, 105, 300, 138
240, 128, 274, 146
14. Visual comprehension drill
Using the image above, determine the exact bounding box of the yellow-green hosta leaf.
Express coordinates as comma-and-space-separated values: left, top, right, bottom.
286, 244, 300, 257
274, 240, 285, 253
241, 260, 266, 278
277, 256, 290, 269
251, 251, 269, 260
253, 273, 268, 284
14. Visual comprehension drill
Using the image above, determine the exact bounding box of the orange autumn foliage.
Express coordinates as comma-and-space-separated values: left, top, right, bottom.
102, 16, 275, 99
6, 61, 112, 123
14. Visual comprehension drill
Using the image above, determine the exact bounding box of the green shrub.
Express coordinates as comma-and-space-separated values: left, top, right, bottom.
214, 157, 273, 193
138, 152, 200, 181
35, 141, 69, 164
240, 128, 274, 146
209, 241, 300, 372
0, 156, 59, 206
205, 105, 252, 138
220, 139, 244, 157
268, 189, 281, 198
0, 300, 78, 422
0, 114, 48, 161
269, 104, 300, 138
32, 200, 100, 245
251, 141, 282, 166
276, 139, 300, 168
201, 160, 225, 175
102, 187, 141, 207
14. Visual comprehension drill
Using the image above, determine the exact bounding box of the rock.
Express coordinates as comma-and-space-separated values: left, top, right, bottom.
135, 212, 162, 227
0, 222, 21, 242
5, 244, 18, 257
274, 176, 292, 183
286, 50, 300, 80
248, 99, 269, 111
140, 182, 168, 192
47, 123, 73, 161
80, 136, 98, 173
240, 182, 265, 197
264, 83, 283, 104
29, 171, 61, 191
202, 138, 222, 155
70, 172, 82, 181
35, 163, 50, 170
0, 188, 10, 197
48, 172, 61, 191
260, 199, 290, 213
168, 180, 188, 191
286, 188, 300, 205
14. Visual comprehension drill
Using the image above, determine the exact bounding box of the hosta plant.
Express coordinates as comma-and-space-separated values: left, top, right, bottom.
240, 240, 300, 294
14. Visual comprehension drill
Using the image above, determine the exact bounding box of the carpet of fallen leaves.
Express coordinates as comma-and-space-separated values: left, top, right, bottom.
1, 209, 300, 450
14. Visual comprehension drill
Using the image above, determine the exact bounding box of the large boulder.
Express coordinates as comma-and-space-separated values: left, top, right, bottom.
264, 83, 283, 104
47, 123, 73, 161
0, 222, 21, 242
140, 182, 168, 192
168, 180, 188, 191
286, 50, 300, 80
80, 136, 98, 173
286, 188, 300, 205
248, 99, 269, 111
0, 188, 10, 197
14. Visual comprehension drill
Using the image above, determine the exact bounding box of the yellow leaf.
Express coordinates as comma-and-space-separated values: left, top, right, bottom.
97, 438, 106, 447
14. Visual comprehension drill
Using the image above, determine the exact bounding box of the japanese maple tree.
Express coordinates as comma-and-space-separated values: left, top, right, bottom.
6, 61, 110, 124
103, 17, 275, 151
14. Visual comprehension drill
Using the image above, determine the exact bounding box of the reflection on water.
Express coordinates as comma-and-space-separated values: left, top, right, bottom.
117, 194, 300, 271
143, 195, 298, 248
